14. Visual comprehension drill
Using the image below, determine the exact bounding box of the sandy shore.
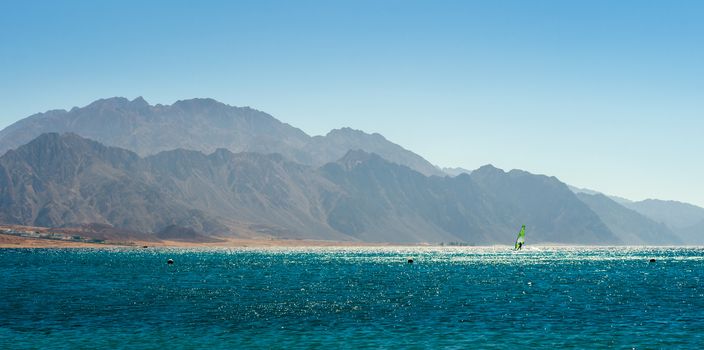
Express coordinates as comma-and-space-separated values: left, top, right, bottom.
0, 233, 402, 248
0, 234, 112, 248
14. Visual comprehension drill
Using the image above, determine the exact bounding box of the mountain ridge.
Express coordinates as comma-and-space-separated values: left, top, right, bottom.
0, 97, 443, 176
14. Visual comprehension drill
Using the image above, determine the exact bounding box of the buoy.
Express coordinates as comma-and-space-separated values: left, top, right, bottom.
407, 258, 414, 264
649, 258, 656, 263
167, 259, 174, 265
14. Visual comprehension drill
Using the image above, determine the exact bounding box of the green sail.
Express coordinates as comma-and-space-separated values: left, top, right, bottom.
514, 225, 526, 250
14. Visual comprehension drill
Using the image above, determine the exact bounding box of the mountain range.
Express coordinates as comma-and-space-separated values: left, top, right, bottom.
0, 97, 701, 244
0, 133, 614, 243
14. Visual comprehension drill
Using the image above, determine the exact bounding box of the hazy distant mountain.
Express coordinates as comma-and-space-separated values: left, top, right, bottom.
304, 127, 444, 176
442, 167, 473, 177
678, 220, 704, 244
0, 133, 625, 244
624, 199, 704, 244
0, 97, 442, 176
576, 193, 680, 245
624, 199, 704, 229
568, 185, 633, 205
0, 97, 310, 160
568, 185, 601, 196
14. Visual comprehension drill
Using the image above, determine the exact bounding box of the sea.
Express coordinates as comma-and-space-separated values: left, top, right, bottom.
1, 247, 703, 349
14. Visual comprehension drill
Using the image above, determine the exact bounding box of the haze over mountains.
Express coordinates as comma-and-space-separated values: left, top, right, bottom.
570, 186, 704, 244
0, 97, 443, 176
622, 200, 704, 244
0, 97, 701, 244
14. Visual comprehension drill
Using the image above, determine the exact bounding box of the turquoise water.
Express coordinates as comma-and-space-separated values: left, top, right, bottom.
1, 247, 703, 349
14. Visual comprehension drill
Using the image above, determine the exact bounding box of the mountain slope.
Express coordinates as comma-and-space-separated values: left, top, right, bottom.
624, 199, 704, 229
305, 128, 444, 176
623, 199, 704, 243
144, 149, 350, 240
320, 152, 620, 244
0, 97, 311, 161
442, 167, 473, 177
469, 166, 618, 245
319, 151, 468, 242
678, 220, 704, 244
0, 134, 626, 244
568, 185, 633, 205
576, 193, 680, 245
0, 133, 355, 241
0, 133, 225, 238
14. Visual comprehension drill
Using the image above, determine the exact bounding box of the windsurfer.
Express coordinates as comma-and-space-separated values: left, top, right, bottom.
515, 225, 526, 251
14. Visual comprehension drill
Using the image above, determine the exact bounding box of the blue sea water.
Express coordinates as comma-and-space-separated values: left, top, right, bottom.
1, 247, 703, 349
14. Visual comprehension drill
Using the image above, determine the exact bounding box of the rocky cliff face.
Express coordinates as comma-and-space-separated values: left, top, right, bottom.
0, 133, 225, 236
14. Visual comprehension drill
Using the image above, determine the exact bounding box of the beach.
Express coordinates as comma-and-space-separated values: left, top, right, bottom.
0, 232, 400, 249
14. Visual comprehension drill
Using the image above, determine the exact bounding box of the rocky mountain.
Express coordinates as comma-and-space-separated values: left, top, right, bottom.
468, 165, 618, 244
144, 148, 349, 240
0, 97, 442, 176
0, 133, 227, 238
575, 193, 680, 245
0, 133, 351, 241
320, 153, 620, 244
0, 133, 630, 244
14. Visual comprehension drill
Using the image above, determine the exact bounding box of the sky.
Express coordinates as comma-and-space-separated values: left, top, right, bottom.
1, 0, 703, 206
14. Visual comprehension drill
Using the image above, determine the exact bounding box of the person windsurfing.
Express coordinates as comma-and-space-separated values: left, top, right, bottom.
514, 225, 526, 250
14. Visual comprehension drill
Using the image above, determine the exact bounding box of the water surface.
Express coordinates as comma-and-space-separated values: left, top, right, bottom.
1, 247, 702, 348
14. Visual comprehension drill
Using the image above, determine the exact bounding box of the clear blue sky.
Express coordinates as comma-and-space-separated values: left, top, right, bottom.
1, 0, 703, 206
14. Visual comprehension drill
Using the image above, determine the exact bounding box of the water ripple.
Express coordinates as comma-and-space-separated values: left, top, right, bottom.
1, 247, 703, 348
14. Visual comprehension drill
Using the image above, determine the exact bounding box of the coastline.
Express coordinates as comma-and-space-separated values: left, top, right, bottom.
3, 233, 693, 249
0, 233, 404, 248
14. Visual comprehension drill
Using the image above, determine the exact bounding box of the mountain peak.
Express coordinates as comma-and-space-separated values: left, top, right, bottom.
87, 97, 131, 109
338, 149, 376, 163
25, 132, 91, 148
326, 127, 386, 140
334, 149, 392, 172
16, 132, 124, 158
473, 164, 504, 175
84, 96, 150, 111
172, 98, 226, 110
131, 96, 149, 108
